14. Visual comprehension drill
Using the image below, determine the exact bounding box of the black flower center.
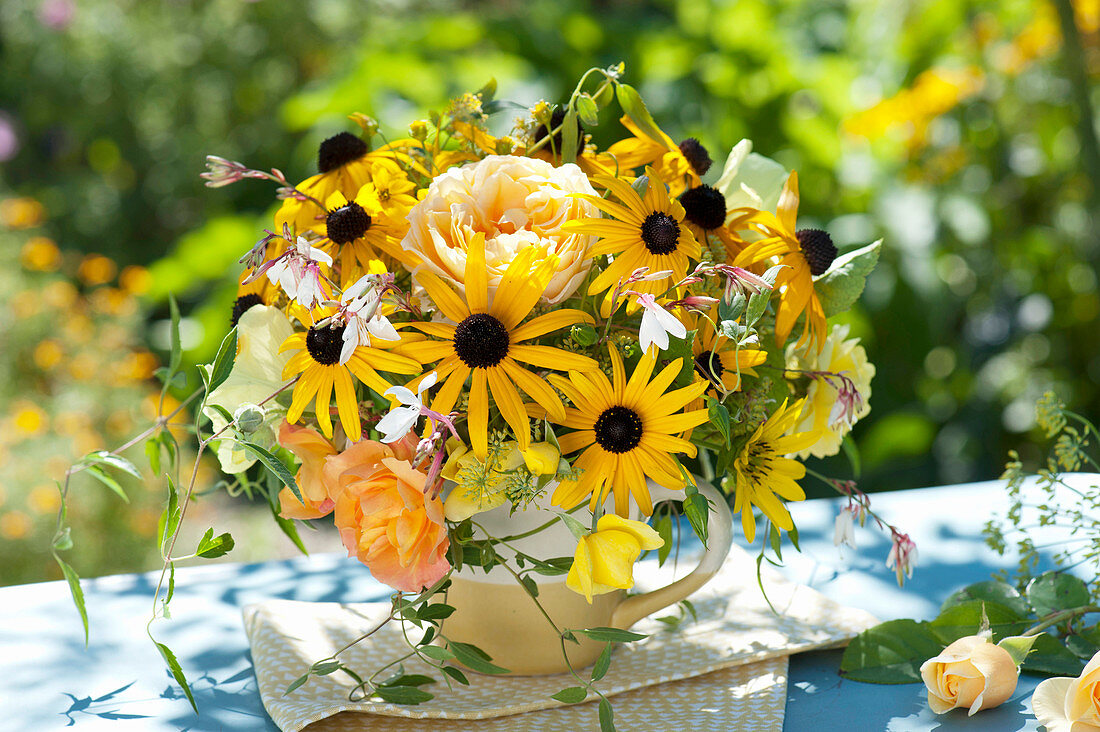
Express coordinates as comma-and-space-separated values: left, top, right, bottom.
594, 405, 644, 454
680, 185, 727, 231
326, 202, 372, 244
306, 323, 346, 366
640, 212, 681, 255
533, 107, 585, 158
694, 352, 724, 386
796, 229, 838, 276
317, 132, 368, 173
453, 313, 509, 368
231, 294, 264, 327
678, 138, 713, 176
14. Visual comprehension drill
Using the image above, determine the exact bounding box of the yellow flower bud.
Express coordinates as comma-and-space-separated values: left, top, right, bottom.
566, 515, 665, 604
521, 442, 559, 476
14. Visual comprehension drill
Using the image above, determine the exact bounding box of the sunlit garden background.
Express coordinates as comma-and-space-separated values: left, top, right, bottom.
1, 0, 1097, 587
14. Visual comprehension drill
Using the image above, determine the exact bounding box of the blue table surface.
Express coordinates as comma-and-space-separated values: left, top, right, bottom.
3, 475, 1093, 732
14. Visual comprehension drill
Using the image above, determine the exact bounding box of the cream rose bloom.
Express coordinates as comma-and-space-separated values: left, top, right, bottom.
920, 635, 1019, 716
401, 154, 598, 305
1033, 650, 1100, 731
786, 323, 875, 459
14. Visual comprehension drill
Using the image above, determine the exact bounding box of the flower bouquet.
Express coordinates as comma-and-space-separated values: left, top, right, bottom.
54, 65, 901, 726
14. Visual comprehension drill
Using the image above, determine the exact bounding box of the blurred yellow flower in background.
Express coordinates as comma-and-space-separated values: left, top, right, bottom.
0, 511, 32, 540
118, 265, 151, 294
0, 197, 45, 229
33, 340, 63, 371
27, 485, 61, 515
11, 402, 48, 438
20, 236, 61, 271
77, 253, 118, 286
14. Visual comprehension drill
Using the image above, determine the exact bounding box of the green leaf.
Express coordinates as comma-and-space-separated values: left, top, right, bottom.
87, 465, 129, 503
419, 645, 456, 662
997, 634, 1039, 667
272, 512, 308, 556
814, 240, 882, 318
560, 106, 579, 164
839, 619, 943, 684
615, 83, 664, 148
380, 674, 435, 688
706, 397, 731, 448
745, 290, 769, 326
599, 697, 616, 732
575, 627, 647, 643
155, 641, 197, 712
654, 510, 672, 566
158, 475, 181, 555
591, 644, 612, 682
441, 665, 469, 685
311, 660, 342, 675
929, 600, 1028, 645
55, 553, 88, 646
575, 94, 599, 127
207, 327, 238, 394
664, 329, 698, 389
1027, 572, 1091, 617
1067, 626, 1100, 659
448, 641, 510, 674
1020, 633, 1085, 676
558, 512, 589, 541
240, 440, 302, 505
145, 437, 162, 476
768, 522, 786, 562
519, 575, 539, 598
941, 581, 1031, 618
552, 686, 589, 704
285, 674, 310, 695
165, 562, 176, 606
196, 529, 235, 559
681, 477, 710, 549
417, 603, 456, 621
374, 685, 433, 705
84, 451, 142, 479
570, 323, 598, 347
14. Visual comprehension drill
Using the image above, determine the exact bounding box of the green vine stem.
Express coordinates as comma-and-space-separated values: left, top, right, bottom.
1022, 605, 1100, 637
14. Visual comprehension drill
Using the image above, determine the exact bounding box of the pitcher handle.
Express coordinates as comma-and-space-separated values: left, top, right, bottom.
610, 478, 733, 630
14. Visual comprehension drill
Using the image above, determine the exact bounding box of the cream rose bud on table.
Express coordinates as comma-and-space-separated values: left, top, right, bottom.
53, 66, 892, 729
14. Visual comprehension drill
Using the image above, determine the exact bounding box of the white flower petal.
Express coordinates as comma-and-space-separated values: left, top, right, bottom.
418, 371, 439, 395
376, 407, 419, 442
384, 385, 419, 406
367, 316, 400, 342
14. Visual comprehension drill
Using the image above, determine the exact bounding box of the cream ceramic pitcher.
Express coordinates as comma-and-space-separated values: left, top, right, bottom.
441, 478, 734, 675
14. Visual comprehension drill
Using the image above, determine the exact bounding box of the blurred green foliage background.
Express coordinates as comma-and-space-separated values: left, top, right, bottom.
1, 0, 1097, 583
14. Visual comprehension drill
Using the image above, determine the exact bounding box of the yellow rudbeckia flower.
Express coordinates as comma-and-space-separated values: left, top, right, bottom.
566, 514, 665, 603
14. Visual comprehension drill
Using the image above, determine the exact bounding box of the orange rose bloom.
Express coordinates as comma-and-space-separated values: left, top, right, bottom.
277, 422, 338, 519
325, 436, 451, 592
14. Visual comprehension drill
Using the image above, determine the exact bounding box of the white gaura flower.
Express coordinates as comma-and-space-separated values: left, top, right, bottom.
715, 139, 789, 215
339, 274, 399, 364
635, 292, 686, 354
265, 236, 332, 310
833, 506, 857, 549
786, 323, 875, 459
202, 306, 294, 473
376, 372, 438, 443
